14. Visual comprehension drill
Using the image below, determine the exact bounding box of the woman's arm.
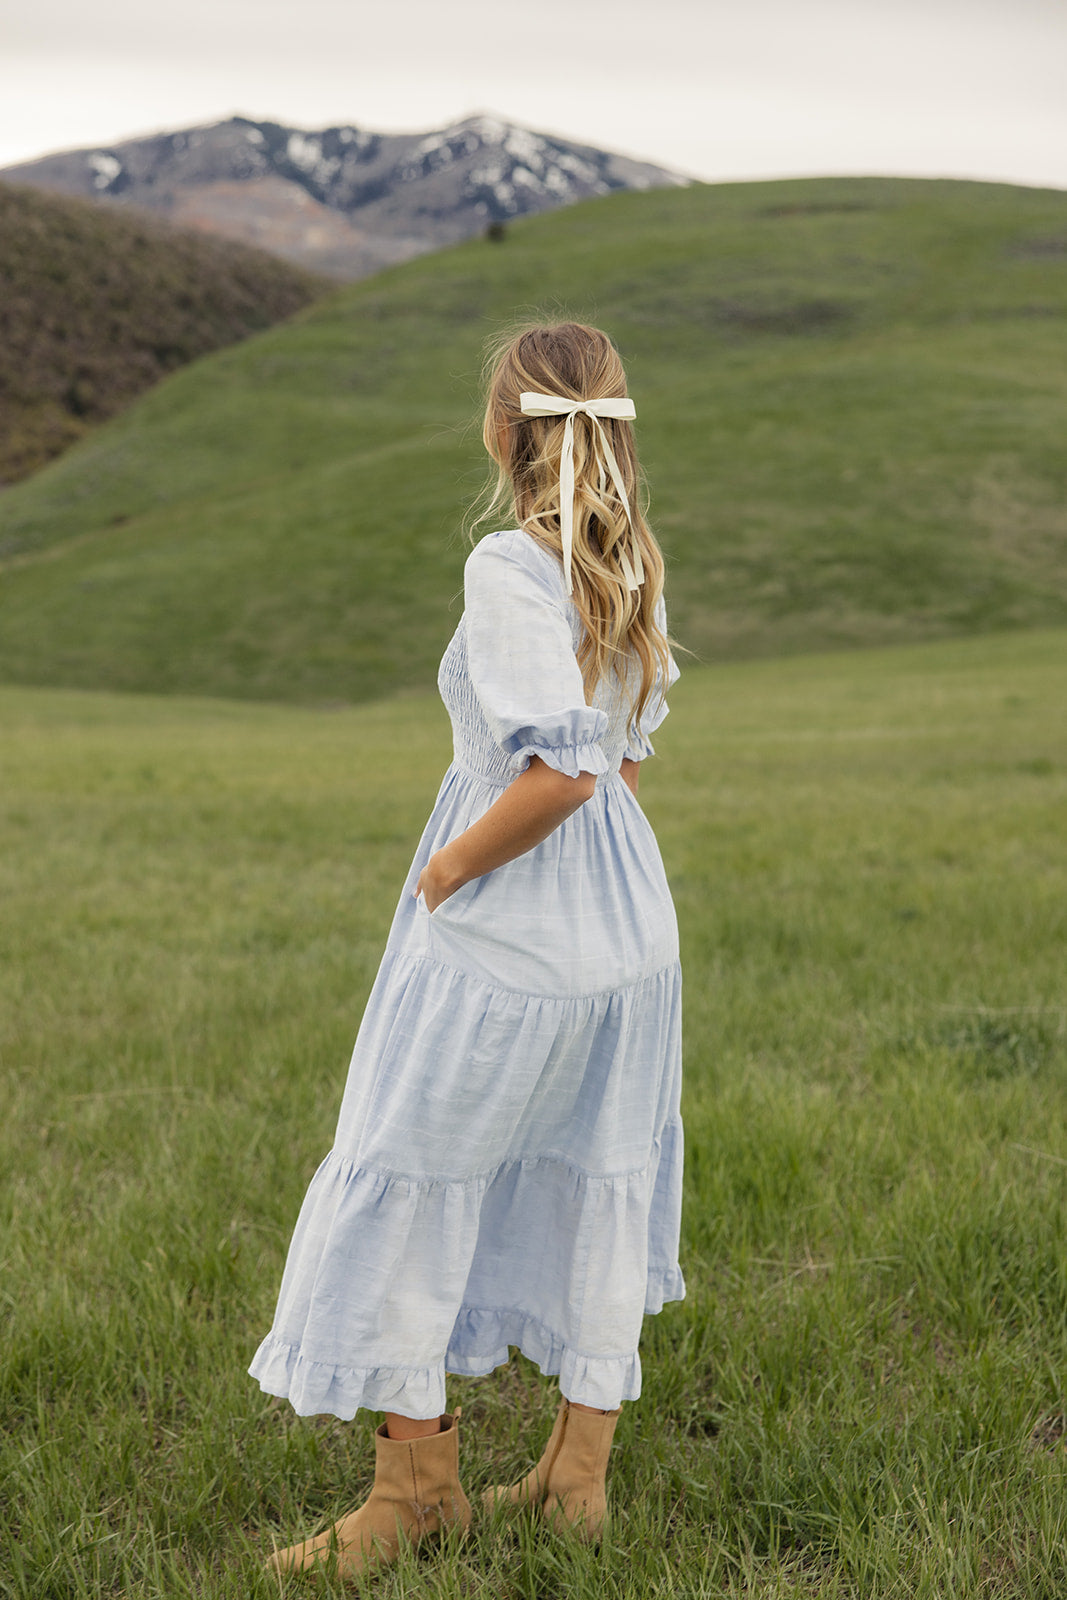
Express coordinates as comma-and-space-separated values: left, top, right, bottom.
416, 755, 596, 912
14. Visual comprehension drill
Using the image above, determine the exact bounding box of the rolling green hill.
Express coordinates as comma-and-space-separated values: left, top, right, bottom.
0, 181, 327, 485
0, 176, 1065, 703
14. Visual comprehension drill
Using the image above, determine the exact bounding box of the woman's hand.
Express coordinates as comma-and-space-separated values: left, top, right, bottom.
415, 851, 463, 914
414, 756, 596, 914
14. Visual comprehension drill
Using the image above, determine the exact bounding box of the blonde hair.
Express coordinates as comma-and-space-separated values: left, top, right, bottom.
473, 320, 670, 728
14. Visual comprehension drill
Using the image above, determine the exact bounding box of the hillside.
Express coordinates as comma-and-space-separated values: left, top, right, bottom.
1, 114, 684, 279
0, 175, 1065, 702
0, 182, 327, 484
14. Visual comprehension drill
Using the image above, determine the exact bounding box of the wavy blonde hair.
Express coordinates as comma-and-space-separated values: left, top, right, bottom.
473, 321, 670, 727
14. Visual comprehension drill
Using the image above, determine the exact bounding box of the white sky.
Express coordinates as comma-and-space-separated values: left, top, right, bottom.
1, 0, 1065, 189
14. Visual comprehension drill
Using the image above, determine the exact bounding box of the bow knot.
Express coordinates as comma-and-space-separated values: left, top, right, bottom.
519, 391, 643, 595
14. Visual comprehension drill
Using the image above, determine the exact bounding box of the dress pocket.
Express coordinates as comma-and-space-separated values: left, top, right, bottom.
426, 876, 480, 920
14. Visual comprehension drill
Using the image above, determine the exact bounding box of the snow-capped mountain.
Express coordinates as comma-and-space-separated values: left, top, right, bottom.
2, 114, 687, 279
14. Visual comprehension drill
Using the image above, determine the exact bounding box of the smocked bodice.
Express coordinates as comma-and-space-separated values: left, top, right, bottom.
438, 615, 635, 787
438, 529, 675, 790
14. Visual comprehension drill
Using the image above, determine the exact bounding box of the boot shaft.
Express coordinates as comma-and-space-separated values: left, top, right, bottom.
373, 1411, 472, 1536
269, 1410, 471, 1580
485, 1401, 620, 1541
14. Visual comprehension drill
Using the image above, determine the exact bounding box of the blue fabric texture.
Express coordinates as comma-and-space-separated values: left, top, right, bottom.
249, 530, 685, 1418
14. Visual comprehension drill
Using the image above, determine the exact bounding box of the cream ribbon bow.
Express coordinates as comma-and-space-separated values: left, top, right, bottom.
519, 391, 644, 595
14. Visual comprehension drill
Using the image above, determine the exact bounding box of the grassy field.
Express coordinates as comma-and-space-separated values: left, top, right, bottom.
2, 627, 1066, 1598
1, 176, 1066, 700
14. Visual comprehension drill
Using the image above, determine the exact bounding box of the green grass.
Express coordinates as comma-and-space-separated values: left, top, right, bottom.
2, 627, 1066, 1597
1, 177, 1066, 701
0, 181, 326, 485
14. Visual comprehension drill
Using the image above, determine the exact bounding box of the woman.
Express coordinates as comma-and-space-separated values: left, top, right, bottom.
250, 320, 685, 1579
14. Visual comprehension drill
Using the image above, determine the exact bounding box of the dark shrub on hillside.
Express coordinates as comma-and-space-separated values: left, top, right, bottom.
0, 182, 328, 483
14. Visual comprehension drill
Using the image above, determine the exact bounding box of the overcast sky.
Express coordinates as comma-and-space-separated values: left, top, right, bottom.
2, 0, 1065, 188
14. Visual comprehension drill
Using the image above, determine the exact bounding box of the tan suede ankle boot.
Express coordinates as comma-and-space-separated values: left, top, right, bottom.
268, 1411, 471, 1580
483, 1400, 621, 1541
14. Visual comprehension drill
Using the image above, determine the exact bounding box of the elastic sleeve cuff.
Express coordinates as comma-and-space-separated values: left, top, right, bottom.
624, 649, 679, 761
507, 739, 611, 780
498, 704, 609, 779
624, 695, 672, 761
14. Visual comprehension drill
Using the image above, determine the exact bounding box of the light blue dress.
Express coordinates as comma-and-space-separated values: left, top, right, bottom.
249, 529, 685, 1418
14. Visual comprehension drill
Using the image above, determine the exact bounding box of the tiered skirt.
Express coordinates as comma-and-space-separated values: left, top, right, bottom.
250, 765, 685, 1418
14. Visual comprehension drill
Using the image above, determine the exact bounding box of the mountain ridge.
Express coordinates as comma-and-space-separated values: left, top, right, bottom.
1, 113, 687, 279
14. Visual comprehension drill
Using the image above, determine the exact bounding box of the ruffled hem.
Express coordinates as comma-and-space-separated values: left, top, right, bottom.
249, 1274, 685, 1420
507, 738, 611, 781
250, 1333, 447, 1420
644, 1264, 687, 1313
445, 1306, 642, 1408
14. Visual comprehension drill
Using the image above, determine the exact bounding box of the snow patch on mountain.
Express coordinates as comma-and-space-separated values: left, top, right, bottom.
464, 123, 608, 216
467, 115, 509, 144
89, 152, 121, 190
287, 131, 345, 189
287, 132, 322, 171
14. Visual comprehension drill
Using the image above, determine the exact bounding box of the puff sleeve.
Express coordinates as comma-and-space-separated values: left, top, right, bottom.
464, 533, 610, 780
623, 596, 680, 762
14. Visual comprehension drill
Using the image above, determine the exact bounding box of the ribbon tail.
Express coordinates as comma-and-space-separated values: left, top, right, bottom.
559, 412, 576, 594
620, 533, 645, 591
617, 544, 642, 592
596, 420, 645, 592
